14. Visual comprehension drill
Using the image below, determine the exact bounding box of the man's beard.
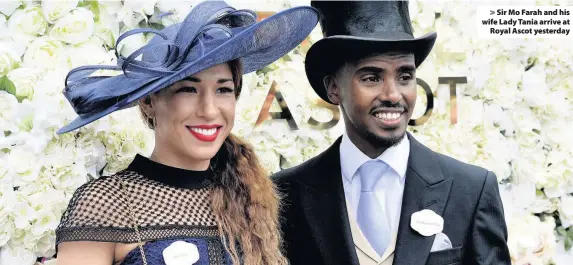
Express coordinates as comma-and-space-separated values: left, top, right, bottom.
363, 128, 406, 149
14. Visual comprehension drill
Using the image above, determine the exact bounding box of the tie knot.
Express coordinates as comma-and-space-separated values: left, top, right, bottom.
358, 160, 388, 191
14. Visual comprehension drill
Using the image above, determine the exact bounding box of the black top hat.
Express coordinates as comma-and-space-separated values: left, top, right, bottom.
305, 1, 437, 104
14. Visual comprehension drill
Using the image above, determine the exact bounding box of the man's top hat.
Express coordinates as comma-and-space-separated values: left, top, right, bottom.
305, 1, 437, 104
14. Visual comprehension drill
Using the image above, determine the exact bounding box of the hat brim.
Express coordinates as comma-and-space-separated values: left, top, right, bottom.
57, 6, 319, 134
305, 32, 437, 105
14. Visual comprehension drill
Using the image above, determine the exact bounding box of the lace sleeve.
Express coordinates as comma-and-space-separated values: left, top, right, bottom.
55, 174, 132, 246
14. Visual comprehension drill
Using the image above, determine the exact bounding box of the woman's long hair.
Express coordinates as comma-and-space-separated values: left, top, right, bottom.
211, 134, 288, 265
139, 59, 288, 265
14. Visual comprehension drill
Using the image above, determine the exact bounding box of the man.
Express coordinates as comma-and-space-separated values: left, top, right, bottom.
272, 1, 511, 265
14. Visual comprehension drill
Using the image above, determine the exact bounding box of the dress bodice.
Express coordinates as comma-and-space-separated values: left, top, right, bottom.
56, 154, 233, 265
120, 237, 232, 265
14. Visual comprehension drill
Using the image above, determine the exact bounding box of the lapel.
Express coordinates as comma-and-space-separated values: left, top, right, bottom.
297, 136, 360, 265
392, 133, 453, 265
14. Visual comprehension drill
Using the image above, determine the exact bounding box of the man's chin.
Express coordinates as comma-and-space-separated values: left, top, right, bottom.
365, 128, 406, 148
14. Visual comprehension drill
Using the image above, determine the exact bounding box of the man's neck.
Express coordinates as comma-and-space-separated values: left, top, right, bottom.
345, 131, 406, 159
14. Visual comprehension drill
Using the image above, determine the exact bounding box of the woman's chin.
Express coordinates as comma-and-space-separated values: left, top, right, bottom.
183, 146, 221, 161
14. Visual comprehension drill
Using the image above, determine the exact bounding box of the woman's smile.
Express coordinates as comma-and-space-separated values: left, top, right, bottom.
186, 124, 222, 142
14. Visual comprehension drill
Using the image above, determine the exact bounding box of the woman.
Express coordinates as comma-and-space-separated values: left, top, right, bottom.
54, 1, 318, 264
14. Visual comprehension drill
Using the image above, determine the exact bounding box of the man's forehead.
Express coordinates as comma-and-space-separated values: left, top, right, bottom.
356, 52, 415, 65
335, 52, 415, 76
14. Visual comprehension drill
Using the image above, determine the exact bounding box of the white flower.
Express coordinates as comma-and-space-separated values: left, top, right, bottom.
0, 1, 22, 17
540, 150, 573, 198
507, 214, 556, 265
156, 0, 195, 26
95, 109, 154, 175
521, 65, 549, 108
93, 6, 120, 48
67, 38, 114, 69
31, 210, 58, 237
73, 135, 107, 179
114, 2, 148, 29
116, 27, 147, 58
511, 105, 542, 134
0, 44, 21, 76
9, 99, 34, 134
33, 69, 68, 97
32, 231, 56, 258
12, 201, 34, 230
124, 0, 157, 17
0, 220, 14, 247
162, 241, 200, 265
7, 5, 48, 44
0, 244, 36, 265
554, 235, 573, 265
41, 0, 78, 24
255, 149, 281, 174
558, 194, 573, 228
484, 103, 515, 136
411, 1, 435, 30
41, 146, 89, 194
49, 7, 95, 45
505, 182, 537, 212
528, 190, 558, 214
5, 147, 42, 186
0, 13, 7, 38
0, 184, 16, 246
6, 68, 44, 101
542, 119, 573, 150
481, 58, 523, 109
22, 37, 67, 69
456, 96, 484, 129
0, 91, 19, 133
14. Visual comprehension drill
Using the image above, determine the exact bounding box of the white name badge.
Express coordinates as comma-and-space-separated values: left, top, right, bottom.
410, 209, 444, 236
163, 241, 200, 265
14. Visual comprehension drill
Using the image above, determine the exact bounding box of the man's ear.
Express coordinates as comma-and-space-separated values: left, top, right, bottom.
323, 75, 341, 104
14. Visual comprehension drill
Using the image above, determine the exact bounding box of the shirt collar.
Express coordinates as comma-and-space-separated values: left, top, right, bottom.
340, 133, 410, 183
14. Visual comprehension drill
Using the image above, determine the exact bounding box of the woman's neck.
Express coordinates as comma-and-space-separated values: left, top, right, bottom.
149, 146, 210, 171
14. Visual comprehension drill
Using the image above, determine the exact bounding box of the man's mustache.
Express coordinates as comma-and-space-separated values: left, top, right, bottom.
370, 101, 407, 113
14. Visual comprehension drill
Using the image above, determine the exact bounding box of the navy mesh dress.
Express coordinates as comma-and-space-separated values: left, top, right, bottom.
56, 154, 233, 264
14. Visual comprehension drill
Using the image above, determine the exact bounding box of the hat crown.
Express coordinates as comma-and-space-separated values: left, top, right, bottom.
311, 0, 414, 40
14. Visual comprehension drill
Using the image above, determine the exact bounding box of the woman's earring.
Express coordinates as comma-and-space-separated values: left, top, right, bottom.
152, 117, 157, 127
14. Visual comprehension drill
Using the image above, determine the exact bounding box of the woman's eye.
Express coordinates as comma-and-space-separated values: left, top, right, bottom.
399, 75, 413, 81
217, 87, 234, 94
176, 87, 197, 93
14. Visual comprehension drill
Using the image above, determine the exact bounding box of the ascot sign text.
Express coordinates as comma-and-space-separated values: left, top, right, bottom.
254, 77, 468, 130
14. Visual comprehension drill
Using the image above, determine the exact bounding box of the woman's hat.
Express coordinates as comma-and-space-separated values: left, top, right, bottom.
305, 0, 437, 104
57, 1, 319, 134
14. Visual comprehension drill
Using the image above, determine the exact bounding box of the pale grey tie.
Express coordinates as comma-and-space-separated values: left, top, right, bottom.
357, 160, 391, 256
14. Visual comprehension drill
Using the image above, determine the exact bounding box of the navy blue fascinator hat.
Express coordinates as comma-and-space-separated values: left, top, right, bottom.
305, 0, 437, 104
57, 1, 319, 134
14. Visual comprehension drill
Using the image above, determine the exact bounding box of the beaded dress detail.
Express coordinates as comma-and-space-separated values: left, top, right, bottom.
56, 154, 232, 265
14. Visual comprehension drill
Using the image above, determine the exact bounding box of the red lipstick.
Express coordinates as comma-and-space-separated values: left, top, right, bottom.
187, 124, 222, 142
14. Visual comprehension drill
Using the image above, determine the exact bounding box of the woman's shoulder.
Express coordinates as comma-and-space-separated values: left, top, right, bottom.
55, 169, 142, 244
68, 169, 140, 206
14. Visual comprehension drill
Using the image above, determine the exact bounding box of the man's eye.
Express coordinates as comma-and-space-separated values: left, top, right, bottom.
362, 76, 380, 83
176, 87, 197, 93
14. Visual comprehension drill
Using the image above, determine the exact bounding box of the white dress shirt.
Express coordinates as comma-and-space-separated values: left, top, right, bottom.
340, 133, 410, 243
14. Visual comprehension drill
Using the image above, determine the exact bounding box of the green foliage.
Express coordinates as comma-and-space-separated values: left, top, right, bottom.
556, 226, 573, 251
0, 76, 16, 96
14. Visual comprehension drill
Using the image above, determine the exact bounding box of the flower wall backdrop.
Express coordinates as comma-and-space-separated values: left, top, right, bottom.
0, 0, 572, 264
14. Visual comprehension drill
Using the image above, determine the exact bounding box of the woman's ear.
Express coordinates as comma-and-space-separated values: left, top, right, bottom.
139, 96, 155, 118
